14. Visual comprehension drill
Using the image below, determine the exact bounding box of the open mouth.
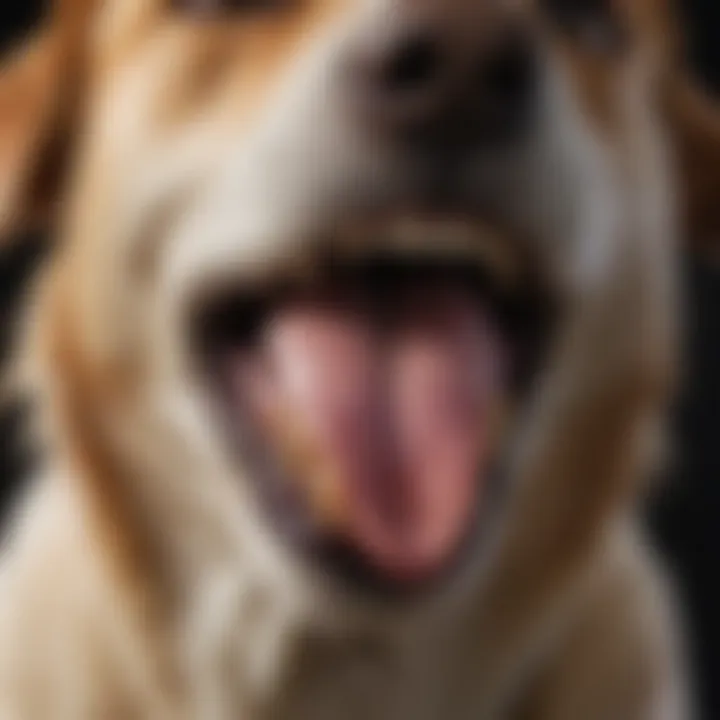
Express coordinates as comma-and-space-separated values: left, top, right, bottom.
195, 217, 551, 596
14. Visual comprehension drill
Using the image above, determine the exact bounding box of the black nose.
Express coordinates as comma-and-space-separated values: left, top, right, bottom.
355, 26, 538, 151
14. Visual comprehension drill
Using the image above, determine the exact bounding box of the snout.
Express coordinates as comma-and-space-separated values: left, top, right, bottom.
162, 0, 560, 598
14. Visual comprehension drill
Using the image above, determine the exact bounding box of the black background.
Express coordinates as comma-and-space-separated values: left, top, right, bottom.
0, 2, 718, 717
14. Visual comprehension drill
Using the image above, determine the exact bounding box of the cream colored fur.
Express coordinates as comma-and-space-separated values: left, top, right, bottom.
0, 0, 705, 717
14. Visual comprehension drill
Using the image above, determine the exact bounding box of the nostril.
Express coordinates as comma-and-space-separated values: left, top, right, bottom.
382, 35, 442, 94
355, 23, 537, 149
478, 41, 536, 106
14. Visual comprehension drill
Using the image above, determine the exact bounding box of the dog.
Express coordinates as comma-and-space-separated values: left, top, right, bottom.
0, 0, 717, 717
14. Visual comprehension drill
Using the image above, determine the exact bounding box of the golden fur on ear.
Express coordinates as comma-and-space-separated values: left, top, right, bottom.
0, 33, 63, 240
664, 71, 720, 256
0, 0, 92, 243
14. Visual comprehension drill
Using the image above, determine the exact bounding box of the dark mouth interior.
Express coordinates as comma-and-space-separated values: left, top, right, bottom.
198, 257, 543, 367
194, 255, 551, 596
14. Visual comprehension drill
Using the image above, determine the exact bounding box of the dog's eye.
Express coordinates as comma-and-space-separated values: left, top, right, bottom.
172, 0, 285, 16
542, 0, 627, 53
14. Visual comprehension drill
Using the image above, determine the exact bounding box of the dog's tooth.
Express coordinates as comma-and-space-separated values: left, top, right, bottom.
265, 407, 349, 530
303, 459, 349, 532
266, 408, 317, 479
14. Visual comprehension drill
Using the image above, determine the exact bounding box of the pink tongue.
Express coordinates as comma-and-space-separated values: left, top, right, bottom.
240, 288, 507, 582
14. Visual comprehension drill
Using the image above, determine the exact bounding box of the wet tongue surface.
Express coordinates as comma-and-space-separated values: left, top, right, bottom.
229, 283, 508, 583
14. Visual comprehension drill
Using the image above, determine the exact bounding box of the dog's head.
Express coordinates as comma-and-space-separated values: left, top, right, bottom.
0, 0, 707, 616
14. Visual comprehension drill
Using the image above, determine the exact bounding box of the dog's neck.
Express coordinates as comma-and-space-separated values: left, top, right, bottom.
179, 574, 434, 720
171, 516, 620, 720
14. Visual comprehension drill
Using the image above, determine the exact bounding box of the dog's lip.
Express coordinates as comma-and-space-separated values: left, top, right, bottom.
191, 212, 551, 596
181, 213, 533, 329
326, 213, 526, 290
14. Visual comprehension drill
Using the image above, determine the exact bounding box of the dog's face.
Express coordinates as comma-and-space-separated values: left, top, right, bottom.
0, 0, 681, 609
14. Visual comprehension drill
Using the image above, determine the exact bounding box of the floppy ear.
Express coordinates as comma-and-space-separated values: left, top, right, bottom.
665, 71, 720, 256
0, 19, 86, 244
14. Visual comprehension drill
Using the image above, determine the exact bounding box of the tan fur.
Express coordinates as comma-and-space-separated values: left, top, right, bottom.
0, 0, 712, 717
664, 74, 720, 254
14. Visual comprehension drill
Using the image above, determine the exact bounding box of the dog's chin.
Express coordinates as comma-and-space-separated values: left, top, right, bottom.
192, 215, 552, 600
